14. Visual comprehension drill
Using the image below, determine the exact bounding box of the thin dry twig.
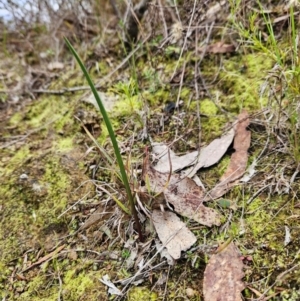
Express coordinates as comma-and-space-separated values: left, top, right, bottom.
21, 244, 66, 273
158, 0, 168, 39
255, 263, 300, 301
57, 272, 63, 301
170, 0, 197, 80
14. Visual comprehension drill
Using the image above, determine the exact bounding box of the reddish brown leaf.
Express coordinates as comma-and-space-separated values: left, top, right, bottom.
203, 242, 245, 301
199, 41, 236, 54
207, 111, 250, 200
146, 166, 221, 227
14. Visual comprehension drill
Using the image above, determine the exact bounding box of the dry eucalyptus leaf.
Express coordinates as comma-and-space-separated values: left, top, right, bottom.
153, 128, 234, 176
203, 242, 245, 301
204, 41, 236, 54
155, 240, 175, 265
147, 166, 221, 226
208, 111, 250, 200
151, 210, 197, 259
182, 128, 235, 178
152, 143, 198, 173
78, 206, 104, 231
164, 176, 221, 226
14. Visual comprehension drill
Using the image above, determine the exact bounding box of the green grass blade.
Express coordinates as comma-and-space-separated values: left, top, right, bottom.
64, 38, 143, 241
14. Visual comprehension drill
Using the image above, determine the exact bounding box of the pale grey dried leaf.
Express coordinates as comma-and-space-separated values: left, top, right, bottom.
137, 258, 144, 270
152, 143, 198, 173
125, 249, 138, 269
124, 237, 136, 248
155, 240, 175, 265
192, 175, 206, 190
99, 224, 113, 239
100, 275, 122, 296
240, 159, 257, 182
153, 129, 234, 176
203, 242, 245, 301
152, 210, 197, 259
284, 225, 291, 246
182, 129, 235, 178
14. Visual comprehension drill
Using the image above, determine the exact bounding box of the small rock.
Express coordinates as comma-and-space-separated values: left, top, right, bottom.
68, 250, 78, 261
186, 287, 196, 298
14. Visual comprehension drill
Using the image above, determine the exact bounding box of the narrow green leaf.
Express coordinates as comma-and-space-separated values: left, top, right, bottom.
64, 38, 143, 241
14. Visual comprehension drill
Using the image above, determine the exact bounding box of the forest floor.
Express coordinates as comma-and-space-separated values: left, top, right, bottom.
1, 0, 300, 300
